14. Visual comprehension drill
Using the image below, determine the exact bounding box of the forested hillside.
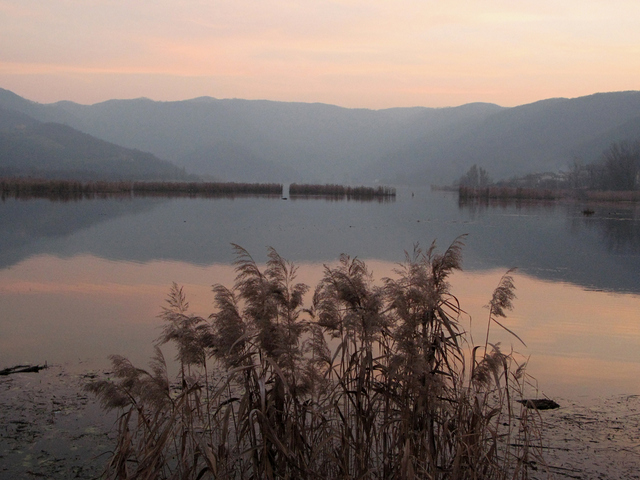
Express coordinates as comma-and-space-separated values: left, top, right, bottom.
0, 107, 191, 181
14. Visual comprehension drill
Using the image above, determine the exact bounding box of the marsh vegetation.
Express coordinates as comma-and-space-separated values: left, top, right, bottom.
458, 185, 640, 203
289, 183, 396, 199
88, 239, 541, 479
0, 179, 282, 201
457, 141, 640, 202
0, 179, 395, 201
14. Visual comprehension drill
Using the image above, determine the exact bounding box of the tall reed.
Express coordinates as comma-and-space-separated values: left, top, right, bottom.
88, 240, 542, 479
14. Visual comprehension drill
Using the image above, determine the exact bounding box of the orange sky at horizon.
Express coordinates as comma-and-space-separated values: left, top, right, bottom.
1, 0, 639, 109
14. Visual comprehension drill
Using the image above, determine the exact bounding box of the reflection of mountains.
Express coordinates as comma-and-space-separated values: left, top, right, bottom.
458, 199, 640, 294
572, 206, 640, 255
0, 198, 168, 269
2, 193, 639, 294
461, 199, 640, 256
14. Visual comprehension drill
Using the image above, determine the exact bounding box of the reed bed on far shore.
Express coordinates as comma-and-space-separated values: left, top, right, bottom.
459, 185, 640, 202
1, 178, 397, 202
132, 181, 283, 196
0, 178, 131, 200
88, 239, 542, 480
0, 178, 284, 200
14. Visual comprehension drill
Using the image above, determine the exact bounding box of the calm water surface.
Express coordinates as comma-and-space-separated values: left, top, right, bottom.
1, 188, 639, 399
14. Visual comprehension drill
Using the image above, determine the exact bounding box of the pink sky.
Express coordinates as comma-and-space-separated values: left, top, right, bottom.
1, 0, 639, 108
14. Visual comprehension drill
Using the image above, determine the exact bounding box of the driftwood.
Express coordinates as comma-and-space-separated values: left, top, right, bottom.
517, 398, 560, 410
0, 364, 48, 376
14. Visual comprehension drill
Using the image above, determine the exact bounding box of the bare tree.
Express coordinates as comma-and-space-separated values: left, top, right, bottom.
601, 141, 640, 191
459, 164, 491, 187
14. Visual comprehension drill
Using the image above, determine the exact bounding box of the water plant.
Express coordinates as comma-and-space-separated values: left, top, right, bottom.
87, 239, 541, 479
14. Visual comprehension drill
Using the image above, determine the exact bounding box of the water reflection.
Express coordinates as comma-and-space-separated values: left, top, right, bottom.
1, 191, 639, 294
0, 197, 168, 269
0, 254, 237, 368
1, 255, 638, 399
2, 188, 640, 399
568, 203, 640, 255
452, 270, 640, 398
457, 196, 640, 293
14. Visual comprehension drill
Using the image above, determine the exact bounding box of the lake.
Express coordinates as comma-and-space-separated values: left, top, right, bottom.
1, 187, 639, 400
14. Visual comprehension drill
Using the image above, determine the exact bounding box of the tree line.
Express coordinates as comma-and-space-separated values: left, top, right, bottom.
458, 140, 640, 192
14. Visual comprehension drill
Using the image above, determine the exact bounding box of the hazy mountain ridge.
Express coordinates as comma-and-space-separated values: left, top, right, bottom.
0, 106, 190, 181
369, 92, 640, 183
1, 88, 639, 184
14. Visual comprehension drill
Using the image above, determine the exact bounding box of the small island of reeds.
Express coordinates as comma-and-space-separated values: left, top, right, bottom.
289, 183, 396, 199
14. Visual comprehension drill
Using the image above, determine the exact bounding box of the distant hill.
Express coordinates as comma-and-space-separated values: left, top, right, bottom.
2, 88, 639, 184
0, 107, 191, 181
373, 92, 640, 184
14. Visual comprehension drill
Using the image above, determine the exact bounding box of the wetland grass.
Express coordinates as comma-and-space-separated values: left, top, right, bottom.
289, 183, 396, 199
459, 185, 640, 203
88, 240, 541, 479
0, 178, 283, 200
1, 178, 396, 201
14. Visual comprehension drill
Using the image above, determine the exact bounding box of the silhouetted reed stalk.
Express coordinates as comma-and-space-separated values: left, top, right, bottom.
88, 239, 542, 479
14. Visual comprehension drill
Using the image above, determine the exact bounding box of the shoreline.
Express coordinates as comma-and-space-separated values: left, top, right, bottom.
457, 185, 640, 203
0, 362, 116, 480
1, 363, 639, 479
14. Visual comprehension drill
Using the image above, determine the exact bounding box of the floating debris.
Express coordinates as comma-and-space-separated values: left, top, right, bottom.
517, 398, 560, 410
0, 364, 48, 376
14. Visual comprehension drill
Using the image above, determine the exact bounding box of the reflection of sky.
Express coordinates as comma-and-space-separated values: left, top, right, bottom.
1, 190, 639, 400
450, 270, 640, 399
1, 254, 639, 400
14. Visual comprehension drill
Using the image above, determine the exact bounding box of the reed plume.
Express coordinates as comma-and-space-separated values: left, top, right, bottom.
88, 240, 542, 479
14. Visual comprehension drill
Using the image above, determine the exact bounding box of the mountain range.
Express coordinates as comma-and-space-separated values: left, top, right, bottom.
1, 87, 639, 184
0, 105, 190, 181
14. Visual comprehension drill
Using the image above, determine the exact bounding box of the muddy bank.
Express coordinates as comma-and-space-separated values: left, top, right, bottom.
534, 394, 640, 479
0, 363, 116, 480
1, 364, 639, 479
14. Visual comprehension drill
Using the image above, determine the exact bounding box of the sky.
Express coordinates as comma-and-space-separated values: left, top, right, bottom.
1, 0, 639, 109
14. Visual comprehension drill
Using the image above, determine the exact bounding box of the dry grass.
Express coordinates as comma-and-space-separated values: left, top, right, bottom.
459, 186, 640, 203
289, 183, 396, 199
88, 239, 542, 479
458, 186, 564, 201
0, 178, 282, 201
0, 178, 396, 201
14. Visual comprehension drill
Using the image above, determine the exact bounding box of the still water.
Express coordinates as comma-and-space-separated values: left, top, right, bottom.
1, 188, 639, 399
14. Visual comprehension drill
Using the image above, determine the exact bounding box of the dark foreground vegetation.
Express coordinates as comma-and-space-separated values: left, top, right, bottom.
0, 178, 396, 201
88, 240, 542, 480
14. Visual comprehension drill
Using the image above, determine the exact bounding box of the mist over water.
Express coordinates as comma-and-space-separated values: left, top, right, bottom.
1, 188, 639, 398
